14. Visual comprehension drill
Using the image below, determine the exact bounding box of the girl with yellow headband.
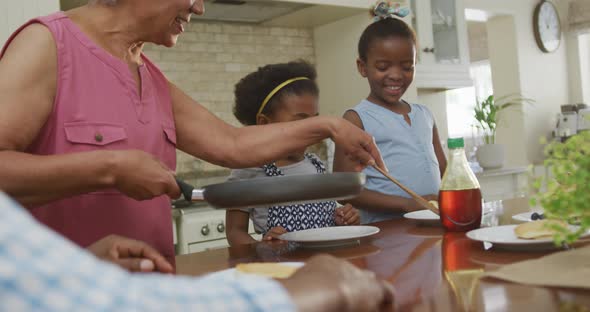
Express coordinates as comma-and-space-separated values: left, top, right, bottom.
226, 60, 361, 245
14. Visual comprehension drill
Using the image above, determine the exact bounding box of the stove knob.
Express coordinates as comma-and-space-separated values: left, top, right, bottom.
201, 224, 210, 236
217, 223, 225, 233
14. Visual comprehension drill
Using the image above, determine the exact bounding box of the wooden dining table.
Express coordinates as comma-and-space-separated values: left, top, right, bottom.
176, 197, 590, 311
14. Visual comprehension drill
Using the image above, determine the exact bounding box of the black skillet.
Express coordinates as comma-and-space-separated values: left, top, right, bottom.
175, 172, 365, 209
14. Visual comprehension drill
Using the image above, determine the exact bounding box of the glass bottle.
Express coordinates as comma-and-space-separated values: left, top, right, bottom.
439, 138, 482, 232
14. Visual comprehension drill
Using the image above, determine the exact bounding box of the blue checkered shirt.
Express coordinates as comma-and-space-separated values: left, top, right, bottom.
0, 192, 295, 311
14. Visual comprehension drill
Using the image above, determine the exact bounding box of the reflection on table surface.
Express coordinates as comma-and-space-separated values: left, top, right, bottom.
176, 197, 590, 311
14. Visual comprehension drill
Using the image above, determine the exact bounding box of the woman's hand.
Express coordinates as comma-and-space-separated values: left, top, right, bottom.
87, 234, 174, 273
111, 150, 180, 200
279, 254, 395, 312
263, 226, 287, 241
329, 118, 386, 172
334, 204, 360, 226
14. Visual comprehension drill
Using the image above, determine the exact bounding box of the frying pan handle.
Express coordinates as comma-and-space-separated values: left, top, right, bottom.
175, 178, 205, 202
176, 178, 194, 202
192, 189, 205, 201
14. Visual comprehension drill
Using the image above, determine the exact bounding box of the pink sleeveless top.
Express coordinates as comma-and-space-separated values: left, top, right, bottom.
1, 12, 177, 265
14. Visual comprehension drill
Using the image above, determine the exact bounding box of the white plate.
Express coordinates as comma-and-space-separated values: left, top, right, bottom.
403, 210, 440, 226
278, 226, 380, 248
466, 225, 589, 251
206, 262, 304, 280
511, 211, 544, 223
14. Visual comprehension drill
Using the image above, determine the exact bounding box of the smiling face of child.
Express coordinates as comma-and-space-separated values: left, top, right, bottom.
265, 93, 319, 123
257, 93, 319, 158
357, 35, 416, 108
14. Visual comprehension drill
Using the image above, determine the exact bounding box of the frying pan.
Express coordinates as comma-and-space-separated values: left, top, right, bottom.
175, 172, 365, 209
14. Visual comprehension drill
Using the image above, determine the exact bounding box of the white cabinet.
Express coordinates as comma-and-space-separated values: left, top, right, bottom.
409, 0, 472, 89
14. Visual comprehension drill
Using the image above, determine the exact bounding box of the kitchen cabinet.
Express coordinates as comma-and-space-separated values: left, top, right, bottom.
409, 0, 472, 89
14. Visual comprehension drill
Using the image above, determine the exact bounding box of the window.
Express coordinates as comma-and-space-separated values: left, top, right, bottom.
446, 60, 493, 138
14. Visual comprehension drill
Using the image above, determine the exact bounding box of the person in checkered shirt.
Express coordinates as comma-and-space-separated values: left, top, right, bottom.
0, 192, 394, 312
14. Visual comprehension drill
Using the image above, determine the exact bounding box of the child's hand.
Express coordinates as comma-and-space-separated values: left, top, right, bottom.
263, 226, 287, 241
335, 204, 361, 225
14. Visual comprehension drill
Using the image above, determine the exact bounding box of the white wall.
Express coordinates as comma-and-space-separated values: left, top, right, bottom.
467, 21, 489, 62
567, 32, 586, 104
417, 89, 449, 144
465, 0, 570, 166
486, 15, 528, 166
314, 9, 419, 118
313, 13, 372, 117
580, 33, 590, 103
0, 1, 60, 45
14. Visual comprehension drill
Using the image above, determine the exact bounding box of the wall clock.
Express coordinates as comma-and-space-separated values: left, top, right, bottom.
533, 0, 562, 53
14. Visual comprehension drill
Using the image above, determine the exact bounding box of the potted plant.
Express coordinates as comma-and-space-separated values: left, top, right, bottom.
531, 130, 590, 244
473, 94, 534, 169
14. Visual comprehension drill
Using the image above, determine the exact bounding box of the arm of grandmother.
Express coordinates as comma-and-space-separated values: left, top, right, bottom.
169, 82, 385, 172
1, 192, 394, 312
0, 24, 179, 205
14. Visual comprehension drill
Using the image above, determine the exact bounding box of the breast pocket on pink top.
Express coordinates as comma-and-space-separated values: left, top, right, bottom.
162, 125, 177, 146
64, 122, 127, 148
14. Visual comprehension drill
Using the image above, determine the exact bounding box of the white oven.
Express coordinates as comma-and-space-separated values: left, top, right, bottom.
172, 203, 260, 255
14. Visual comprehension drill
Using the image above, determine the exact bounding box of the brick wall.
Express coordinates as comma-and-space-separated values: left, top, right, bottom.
143, 21, 321, 181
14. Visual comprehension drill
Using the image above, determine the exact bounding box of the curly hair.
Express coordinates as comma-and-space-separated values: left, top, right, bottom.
358, 17, 416, 62
233, 60, 319, 126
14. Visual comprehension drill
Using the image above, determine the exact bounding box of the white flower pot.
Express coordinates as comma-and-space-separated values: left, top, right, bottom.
476, 144, 505, 170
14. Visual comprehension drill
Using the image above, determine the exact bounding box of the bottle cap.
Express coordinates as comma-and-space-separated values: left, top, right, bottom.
447, 137, 464, 149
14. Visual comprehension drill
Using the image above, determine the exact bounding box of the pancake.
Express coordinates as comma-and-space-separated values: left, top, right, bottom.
514, 220, 566, 239
235, 262, 299, 279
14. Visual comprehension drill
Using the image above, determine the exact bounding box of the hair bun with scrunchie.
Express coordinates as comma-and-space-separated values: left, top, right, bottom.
370, 1, 410, 22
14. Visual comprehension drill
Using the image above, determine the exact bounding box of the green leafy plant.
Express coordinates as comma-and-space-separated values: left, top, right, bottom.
473, 94, 534, 144
531, 131, 590, 244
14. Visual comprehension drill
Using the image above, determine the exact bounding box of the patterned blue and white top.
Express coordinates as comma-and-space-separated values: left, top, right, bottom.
230, 153, 337, 234
0, 192, 294, 312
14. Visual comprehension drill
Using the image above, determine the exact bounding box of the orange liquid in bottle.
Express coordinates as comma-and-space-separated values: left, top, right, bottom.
439, 188, 482, 232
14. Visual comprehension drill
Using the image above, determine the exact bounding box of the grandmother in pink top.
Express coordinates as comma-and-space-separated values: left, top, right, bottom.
0, 0, 384, 270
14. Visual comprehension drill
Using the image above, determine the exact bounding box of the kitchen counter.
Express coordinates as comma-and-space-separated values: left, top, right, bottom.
475, 166, 528, 177
176, 197, 590, 311
476, 166, 529, 201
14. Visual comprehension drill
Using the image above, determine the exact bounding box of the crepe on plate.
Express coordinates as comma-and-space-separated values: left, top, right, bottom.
514, 220, 566, 239
235, 262, 299, 279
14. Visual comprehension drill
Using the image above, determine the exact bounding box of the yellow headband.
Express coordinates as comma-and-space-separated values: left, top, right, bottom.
256, 77, 310, 117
